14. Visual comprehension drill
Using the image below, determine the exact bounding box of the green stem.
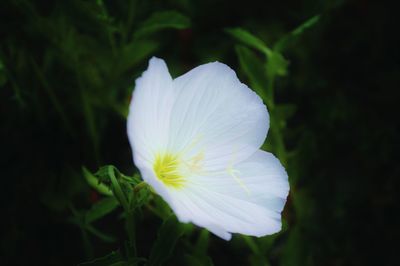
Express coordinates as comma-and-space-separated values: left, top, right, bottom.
108, 167, 137, 256
267, 71, 287, 166
108, 167, 129, 211
83, 166, 113, 196
243, 235, 261, 255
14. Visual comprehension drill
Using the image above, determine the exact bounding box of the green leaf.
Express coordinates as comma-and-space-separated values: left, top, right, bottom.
93, 165, 139, 187
93, 165, 114, 183
195, 230, 210, 254
227, 28, 289, 80
281, 226, 306, 266
242, 235, 261, 255
85, 197, 119, 224
69, 202, 117, 243
79, 250, 124, 266
235, 45, 268, 101
291, 15, 320, 36
117, 40, 159, 74
86, 224, 117, 243
134, 11, 191, 38
266, 51, 289, 78
108, 166, 130, 211
83, 166, 113, 196
226, 28, 272, 56
274, 15, 321, 52
148, 216, 185, 266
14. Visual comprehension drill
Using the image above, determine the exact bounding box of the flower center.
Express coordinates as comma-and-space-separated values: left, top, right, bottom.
153, 153, 185, 189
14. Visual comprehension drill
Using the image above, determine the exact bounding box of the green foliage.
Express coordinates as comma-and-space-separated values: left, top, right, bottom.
228, 15, 320, 166
6, 1, 388, 265
69, 204, 117, 245
84, 167, 114, 196
266, 51, 289, 78
1, 0, 191, 165
148, 216, 186, 266
134, 10, 191, 39
1, 1, 321, 262
227, 14, 322, 265
225, 28, 272, 56
85, 197, 119, 224
228, 15, 319, 95
274, 15, 321, 52
234, 45, 268, 101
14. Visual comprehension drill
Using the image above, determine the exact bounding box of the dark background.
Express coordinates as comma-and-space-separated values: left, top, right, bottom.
1, 0, 398, 265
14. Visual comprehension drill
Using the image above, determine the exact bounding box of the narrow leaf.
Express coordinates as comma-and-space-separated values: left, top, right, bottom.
83, 166, 113, 196
134, 11, 190, 38
85, 197, 119, 223
195, 230, 210, 255
274, 15, 320, 52
86, 224, 117, 243
292, 15, 320, 36
266, 51, 289, 78
108, 166, 129, 211
226, 28, 272, 56
235, 45, 268, 101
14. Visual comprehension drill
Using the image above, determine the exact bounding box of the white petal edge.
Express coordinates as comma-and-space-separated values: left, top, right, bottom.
168, 150, 289, 239
127, 57, 175, 165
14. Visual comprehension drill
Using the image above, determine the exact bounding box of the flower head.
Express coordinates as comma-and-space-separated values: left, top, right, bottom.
127, 57, 289, 240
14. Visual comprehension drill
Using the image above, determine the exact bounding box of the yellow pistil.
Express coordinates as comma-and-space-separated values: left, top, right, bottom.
154, 153, 185, 189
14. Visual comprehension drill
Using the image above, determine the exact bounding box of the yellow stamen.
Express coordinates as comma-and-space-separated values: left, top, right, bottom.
154, 153, 185, 189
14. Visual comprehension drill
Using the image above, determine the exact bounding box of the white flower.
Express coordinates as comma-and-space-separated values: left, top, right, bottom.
127, 57, 289, 240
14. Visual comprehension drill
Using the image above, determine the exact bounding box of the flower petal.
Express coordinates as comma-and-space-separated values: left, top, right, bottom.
169, 150, 289, 239
127, 58, 288, 241
167, 62, 269, 170
127, 57, 175, 166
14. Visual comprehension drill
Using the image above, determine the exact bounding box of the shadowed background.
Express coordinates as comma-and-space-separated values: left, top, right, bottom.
1, 0, 398, 265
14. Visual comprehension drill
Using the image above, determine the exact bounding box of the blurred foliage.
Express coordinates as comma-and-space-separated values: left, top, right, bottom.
1, 0, 399, 265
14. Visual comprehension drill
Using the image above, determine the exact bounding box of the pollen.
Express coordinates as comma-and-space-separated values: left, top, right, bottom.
154, 153, 185, 189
